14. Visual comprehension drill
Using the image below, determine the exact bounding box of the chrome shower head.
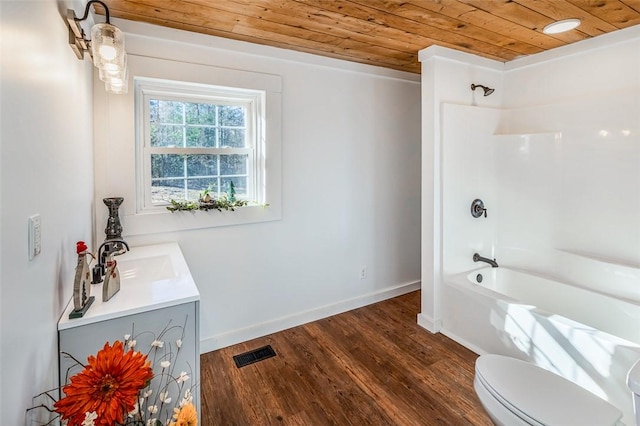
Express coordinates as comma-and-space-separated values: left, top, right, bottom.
471, 83, 495, 96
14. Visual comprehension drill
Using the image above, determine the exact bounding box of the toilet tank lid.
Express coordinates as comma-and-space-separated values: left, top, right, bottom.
476, 355, 622, 426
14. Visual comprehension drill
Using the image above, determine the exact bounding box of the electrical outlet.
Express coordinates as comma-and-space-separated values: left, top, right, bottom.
29, 214, 42, 260
359, 266, 367, 280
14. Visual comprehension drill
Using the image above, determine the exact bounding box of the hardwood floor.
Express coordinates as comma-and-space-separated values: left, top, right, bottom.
200, 291, 493, 425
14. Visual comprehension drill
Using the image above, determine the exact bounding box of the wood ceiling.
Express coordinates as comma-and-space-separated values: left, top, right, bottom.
97, 0, 640, 73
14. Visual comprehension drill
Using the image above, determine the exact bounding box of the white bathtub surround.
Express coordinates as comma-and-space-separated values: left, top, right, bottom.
420, 25, 640, 425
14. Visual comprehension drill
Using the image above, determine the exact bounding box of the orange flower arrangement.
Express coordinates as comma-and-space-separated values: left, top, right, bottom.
28, 322, 197, 426
170, 402, 198, 426
54, 340, 153, 426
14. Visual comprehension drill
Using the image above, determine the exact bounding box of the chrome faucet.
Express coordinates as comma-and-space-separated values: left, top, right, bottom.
92, 239, 129, 284
473, 253, 499, 268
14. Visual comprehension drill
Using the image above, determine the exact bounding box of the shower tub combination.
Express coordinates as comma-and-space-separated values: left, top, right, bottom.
442, 263, 640, 425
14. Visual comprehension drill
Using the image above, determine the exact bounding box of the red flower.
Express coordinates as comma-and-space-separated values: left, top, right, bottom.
55, 341, 153, 426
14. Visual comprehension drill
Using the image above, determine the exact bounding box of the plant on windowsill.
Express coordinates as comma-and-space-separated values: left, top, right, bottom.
166, 182, 265, 213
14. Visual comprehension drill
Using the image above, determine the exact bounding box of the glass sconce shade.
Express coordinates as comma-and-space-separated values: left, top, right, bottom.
99, 54, 127, 83
90, 23, 125, 70
105, 67, 129, 94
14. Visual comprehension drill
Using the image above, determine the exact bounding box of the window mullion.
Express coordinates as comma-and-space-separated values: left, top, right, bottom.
182, 103, 188, 200
215, 103, 220, 198
148, 147, 250, 155
216, 154, 221, 197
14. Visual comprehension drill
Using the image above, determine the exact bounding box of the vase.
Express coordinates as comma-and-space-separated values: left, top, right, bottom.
103, 197, 124, 240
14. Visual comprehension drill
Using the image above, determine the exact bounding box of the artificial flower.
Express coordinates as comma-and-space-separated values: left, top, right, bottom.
54, 341, 153, 426
179, 389, 193, 408
169, 402, 197, 426
151, 339, 164, 348
160, 391, 172, 404
128, 398, 143, 417
82, 411, 97, 426
128, 339, 137, 349
176, 371, 189, 384
176, 339, 182, 348
161, 360, 171, 369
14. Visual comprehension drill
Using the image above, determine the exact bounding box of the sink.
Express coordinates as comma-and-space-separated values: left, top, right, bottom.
118, 254, 176, 283
59, 242, 199, 329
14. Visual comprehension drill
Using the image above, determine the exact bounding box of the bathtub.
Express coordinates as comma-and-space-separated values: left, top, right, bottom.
442, 266, 640, 425
456, 267, 640, 344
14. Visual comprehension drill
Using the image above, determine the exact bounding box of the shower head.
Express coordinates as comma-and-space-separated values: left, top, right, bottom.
471, 83, 495, 96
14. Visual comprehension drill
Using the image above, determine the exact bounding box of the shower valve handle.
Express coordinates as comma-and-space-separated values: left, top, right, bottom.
471, 199, 487, 218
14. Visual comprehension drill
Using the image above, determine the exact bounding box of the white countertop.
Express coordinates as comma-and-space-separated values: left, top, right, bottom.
59, 242, 200, 330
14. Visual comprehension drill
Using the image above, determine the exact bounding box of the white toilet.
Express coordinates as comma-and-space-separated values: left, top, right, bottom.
474, 354, 623, 425
626, 359, 640, 426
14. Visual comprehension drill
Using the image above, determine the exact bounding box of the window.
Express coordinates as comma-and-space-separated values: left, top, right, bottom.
136, 78, 265, 212
97, 55, 281, 235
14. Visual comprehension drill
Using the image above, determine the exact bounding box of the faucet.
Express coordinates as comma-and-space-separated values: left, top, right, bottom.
92, 239, 129, 284
473, 253, 499, 268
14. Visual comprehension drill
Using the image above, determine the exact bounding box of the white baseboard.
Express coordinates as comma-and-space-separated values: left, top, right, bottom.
416, 313, 442, 333
439, 328, 486, 356
200, 280, 421, 353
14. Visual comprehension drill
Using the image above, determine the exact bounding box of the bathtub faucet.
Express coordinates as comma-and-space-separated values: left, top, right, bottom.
473, 253, 499, 268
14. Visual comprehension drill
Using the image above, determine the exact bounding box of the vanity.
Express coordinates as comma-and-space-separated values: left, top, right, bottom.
58, 242, 200, 421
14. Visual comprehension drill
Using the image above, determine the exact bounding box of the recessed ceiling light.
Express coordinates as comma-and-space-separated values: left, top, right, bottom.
543, 18, 581, 34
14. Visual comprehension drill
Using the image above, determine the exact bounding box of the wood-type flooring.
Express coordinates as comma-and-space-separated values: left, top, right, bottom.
200, 291, 493, 425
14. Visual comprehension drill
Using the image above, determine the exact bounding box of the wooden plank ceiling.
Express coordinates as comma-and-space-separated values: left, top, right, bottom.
97, 0, 640, 73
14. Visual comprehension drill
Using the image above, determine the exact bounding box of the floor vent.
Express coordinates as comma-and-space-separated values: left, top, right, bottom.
233, 345, 276, 368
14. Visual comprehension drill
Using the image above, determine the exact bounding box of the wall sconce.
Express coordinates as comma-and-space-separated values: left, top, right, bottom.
66, 0, 128, 94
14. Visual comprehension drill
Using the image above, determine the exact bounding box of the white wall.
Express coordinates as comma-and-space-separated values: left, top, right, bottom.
0, 1, 94, 424
97, 20, 422, 352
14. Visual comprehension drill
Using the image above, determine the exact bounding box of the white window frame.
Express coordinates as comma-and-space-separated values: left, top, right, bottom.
135, 78, 266, 213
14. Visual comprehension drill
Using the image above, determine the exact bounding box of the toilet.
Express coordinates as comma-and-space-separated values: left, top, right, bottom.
626, 359, 640, 426
474, 354, 623, 426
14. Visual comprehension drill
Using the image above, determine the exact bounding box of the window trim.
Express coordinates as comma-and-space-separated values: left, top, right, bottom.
135, 79, 266, 213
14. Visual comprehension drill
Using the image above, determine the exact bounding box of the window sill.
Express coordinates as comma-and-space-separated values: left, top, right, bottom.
122, 203, 281, 236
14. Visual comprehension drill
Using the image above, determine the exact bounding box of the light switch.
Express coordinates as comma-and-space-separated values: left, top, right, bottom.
29, 214, 41, 260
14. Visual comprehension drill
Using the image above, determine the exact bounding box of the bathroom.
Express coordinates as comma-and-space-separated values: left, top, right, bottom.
3, 2, 421, 424
2, 1, 639, 425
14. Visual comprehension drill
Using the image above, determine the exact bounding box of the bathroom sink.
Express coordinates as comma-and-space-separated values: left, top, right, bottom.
59, 242, 199, 329
118, 254, 176, 284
